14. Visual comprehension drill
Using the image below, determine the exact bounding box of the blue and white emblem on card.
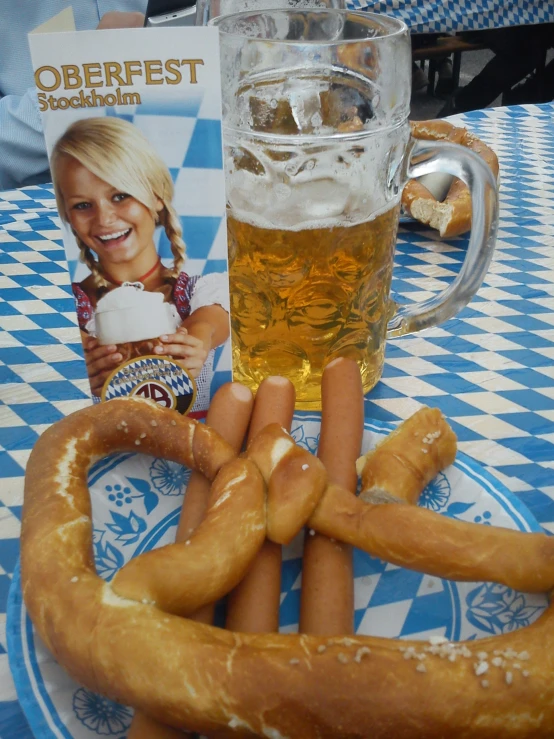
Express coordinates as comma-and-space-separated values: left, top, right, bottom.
102, 356, 197, 415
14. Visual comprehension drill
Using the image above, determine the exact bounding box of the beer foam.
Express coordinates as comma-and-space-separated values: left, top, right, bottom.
226, 128, 408, 231
228, 203, 396, 232
93, 283, 180, 345
95, 284, 161, 312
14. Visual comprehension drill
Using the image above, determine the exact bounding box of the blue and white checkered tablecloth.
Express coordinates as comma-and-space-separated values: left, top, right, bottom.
350, 0, 554, 34
1, 102, 554, 737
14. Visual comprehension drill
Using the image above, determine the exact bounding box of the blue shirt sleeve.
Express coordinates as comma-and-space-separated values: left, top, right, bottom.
0, 86, 50, 190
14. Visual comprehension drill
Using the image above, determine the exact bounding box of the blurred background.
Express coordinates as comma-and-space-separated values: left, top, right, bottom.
411, 46, 554, 120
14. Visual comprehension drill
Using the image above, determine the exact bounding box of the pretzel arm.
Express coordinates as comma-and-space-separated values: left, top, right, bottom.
50, 577, 554, 738
246, 423, 328, 545
358, 406, 457, 504
402, 119, 499, 238
21, 398, 238, 643
342, 406, 554, 591
111, 457, 266, 615
309, 483, 554, 593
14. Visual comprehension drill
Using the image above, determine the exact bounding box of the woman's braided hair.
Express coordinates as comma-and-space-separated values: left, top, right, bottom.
51, 117, 186, 299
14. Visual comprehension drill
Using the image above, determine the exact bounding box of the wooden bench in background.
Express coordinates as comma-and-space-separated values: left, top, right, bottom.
413, 35, 488, 96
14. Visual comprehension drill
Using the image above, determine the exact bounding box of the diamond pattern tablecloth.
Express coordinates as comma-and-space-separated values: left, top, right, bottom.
1, 102, 554, 737
350, 0, 554, 34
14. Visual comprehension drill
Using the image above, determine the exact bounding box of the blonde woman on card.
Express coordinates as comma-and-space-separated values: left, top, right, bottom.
51, 116, 229, 410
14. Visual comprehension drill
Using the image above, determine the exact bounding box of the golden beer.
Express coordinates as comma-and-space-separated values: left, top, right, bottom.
224, 63, 409, 409
228, 205, 400, 408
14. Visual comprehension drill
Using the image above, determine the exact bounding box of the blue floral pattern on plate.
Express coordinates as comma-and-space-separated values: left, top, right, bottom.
7, 413, 549, 738
105, 510, 148, 546
290, 422, 319, 454
93, 529, 124, 582
466, 583, 545, 635
73, 688, 133, 736
150, 459, 191, 496
419, 471, 451, 511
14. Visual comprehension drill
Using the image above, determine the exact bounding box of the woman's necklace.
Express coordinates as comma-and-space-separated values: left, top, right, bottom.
102, 257, 162, 287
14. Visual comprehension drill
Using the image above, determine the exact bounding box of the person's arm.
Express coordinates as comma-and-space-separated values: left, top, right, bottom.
156, 304, 230, 378
96, 12, 144, 29
155, 272, 231, 376
0, 88, 50, 190
182, 304, 231, 350
0, 12, 145, 191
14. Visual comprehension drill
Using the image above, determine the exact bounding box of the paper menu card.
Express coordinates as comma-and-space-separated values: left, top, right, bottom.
28, 27, 231, 417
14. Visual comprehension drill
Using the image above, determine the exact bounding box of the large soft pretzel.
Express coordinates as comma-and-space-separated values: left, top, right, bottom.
21, 395, 554, 737
402, 119, 500, 238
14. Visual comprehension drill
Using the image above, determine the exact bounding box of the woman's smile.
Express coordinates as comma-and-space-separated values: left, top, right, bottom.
95, 228, 132, 248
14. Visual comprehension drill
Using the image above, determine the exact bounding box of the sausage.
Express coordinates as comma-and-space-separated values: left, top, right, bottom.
299, 358, 364, 635
225, 376, 296, 633
177, 382, 255, 534
177, 381, 254, 623
247, 376, 296, 442
130, 382, 254, 738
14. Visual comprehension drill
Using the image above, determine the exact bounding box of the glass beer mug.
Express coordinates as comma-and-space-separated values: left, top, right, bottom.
212, 10, 498, 409
196, 0, 345, 25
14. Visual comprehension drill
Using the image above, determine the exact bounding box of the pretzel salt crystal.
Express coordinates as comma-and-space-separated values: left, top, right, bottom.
22, 397, 554, 737
402, 119, 500, 238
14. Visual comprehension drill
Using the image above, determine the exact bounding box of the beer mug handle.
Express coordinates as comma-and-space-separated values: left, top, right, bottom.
387, 138, 499, 338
